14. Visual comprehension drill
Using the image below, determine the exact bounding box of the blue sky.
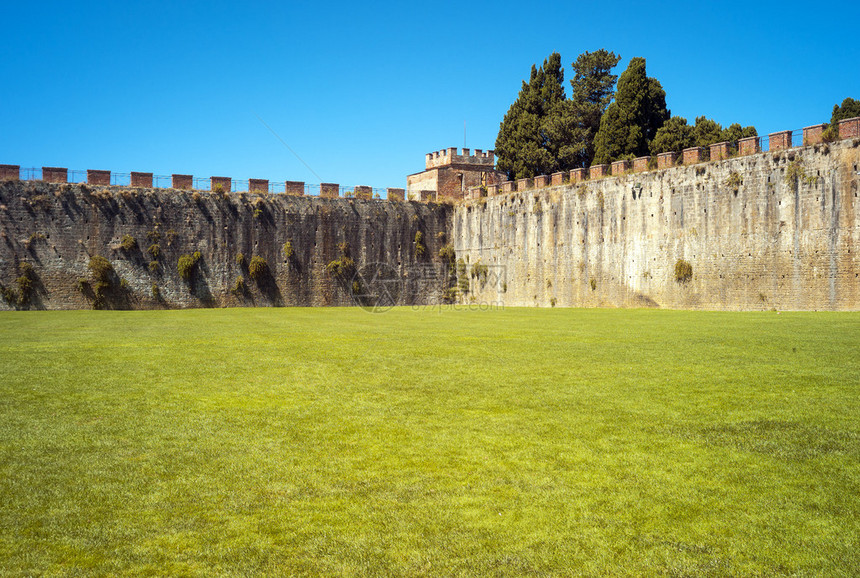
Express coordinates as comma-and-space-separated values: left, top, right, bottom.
1, 1, 857, 189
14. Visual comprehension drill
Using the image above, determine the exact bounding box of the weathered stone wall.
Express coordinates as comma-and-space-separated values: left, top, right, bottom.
453, 139, 860, 310
0, 183, 451, 310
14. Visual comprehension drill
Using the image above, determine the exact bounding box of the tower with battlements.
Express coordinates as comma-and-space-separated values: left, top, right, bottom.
406, 148, 506, 201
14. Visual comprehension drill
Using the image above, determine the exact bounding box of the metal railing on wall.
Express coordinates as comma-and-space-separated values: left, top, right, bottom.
8, 168, 399, 200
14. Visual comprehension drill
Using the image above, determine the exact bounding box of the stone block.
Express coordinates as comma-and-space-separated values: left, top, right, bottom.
657, 152, 678, 169
738, 136, 759, 156
551, 172, 566, 186
285, 181, 305, 195
131, 172, 152, 187
589, 164, 608, 179
249, 179, 268, 193
172, 174, 193, 189
210, 176, 231, 192
709, 141, 731, 161
320, 183, 339, 198
803, 124, 827, 145
0, 164, 20, 180
487, 184, 499, 196
43, 167, 67, 183
502, 181, 516, 193
838, 117, 860, 139
517, 177, 533, 191
533, 175, 550, 188
386, 188, 405, 201
769, 130, 792, 151
683, 147, 704, 164
354, 185, 372, 200
633, 156, 650, 173
570, 168, 587, 182
611, 159, 631, 175
87, 170, 110, 185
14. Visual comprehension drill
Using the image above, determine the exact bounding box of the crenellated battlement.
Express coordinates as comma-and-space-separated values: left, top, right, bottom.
425, 147, 495, 170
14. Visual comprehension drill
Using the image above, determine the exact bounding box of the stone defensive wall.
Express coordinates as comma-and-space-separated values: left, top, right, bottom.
0, 181, 449, 309
453, 126, 860, 310
0, 166, 407, 201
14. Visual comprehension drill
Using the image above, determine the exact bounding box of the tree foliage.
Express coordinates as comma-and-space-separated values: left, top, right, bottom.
831, 97, 860, 124
651, 116, 756, 156
592, 57, 669, 164
547, 50, 621, 169
495, 53, 566, 180
650, 116, 694, 155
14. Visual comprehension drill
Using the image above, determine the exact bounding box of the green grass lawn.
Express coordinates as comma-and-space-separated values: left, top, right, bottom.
0, 307, 858, 576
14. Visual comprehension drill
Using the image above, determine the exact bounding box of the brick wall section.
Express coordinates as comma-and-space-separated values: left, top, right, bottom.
211, 177, 231, 192
551, 172, 566, 186
320, 183, 339, 198
633, 157, 650, 173
657, 152, 678, 169
0, 165, 20, 180
43, 167, 67, 183
683, 147, 704, 165
131, 172, 152, 187
611, 160, 631, 175
803, 124, 827, 145
354, 186, 372, 200
839, 117, 860, 139
487, 184, 499, 196
502, 181, 516, 193
769, 131, 792, 151
467, 186, 482, 200
249, 179, 268, 193
739, 137, 759, 156
571, 168, 587, 183
590, 165, 608, 179
87, 170, 111, 185
709, 142, 730, 161
285, 181, 305, 196
517, 178, 533, 191
172, 174, 192, 189
534, 175, 550, 188
386, 188, 405, 201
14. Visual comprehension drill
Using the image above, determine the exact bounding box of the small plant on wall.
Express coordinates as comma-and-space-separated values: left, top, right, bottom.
248, 256, 269, 283
178, 251, 201, 281
674, 259, 693, 283
414, 231, 426, 258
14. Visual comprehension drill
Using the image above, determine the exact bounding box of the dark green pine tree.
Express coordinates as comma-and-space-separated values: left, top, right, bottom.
720, 123, 758, 144
650, 116, 695, 155
693, 116, 723, 148
823, 97, 860, 140
652, 117, 756, 156
545, 49, 621, 169
592, 57, 669, 165
495, 53, 566, 180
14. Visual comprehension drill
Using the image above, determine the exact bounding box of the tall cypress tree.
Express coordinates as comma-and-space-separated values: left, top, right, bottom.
495, 53, 566, 180
546, 49, 620, 169
592, 57, 669, 165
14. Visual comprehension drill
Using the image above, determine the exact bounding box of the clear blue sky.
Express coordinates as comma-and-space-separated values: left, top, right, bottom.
1, 1, 857, 189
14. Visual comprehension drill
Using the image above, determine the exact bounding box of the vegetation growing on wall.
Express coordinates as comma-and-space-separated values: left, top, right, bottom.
674, 259, 693, 283
120, 235, 137, 251
177, 252, 201, 281
248, 256, 269, 283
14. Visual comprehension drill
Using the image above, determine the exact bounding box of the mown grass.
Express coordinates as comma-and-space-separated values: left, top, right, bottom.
0, 307, 857, 576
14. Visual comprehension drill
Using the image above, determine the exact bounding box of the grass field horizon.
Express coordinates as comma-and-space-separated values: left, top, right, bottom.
1, 307, 858, 575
